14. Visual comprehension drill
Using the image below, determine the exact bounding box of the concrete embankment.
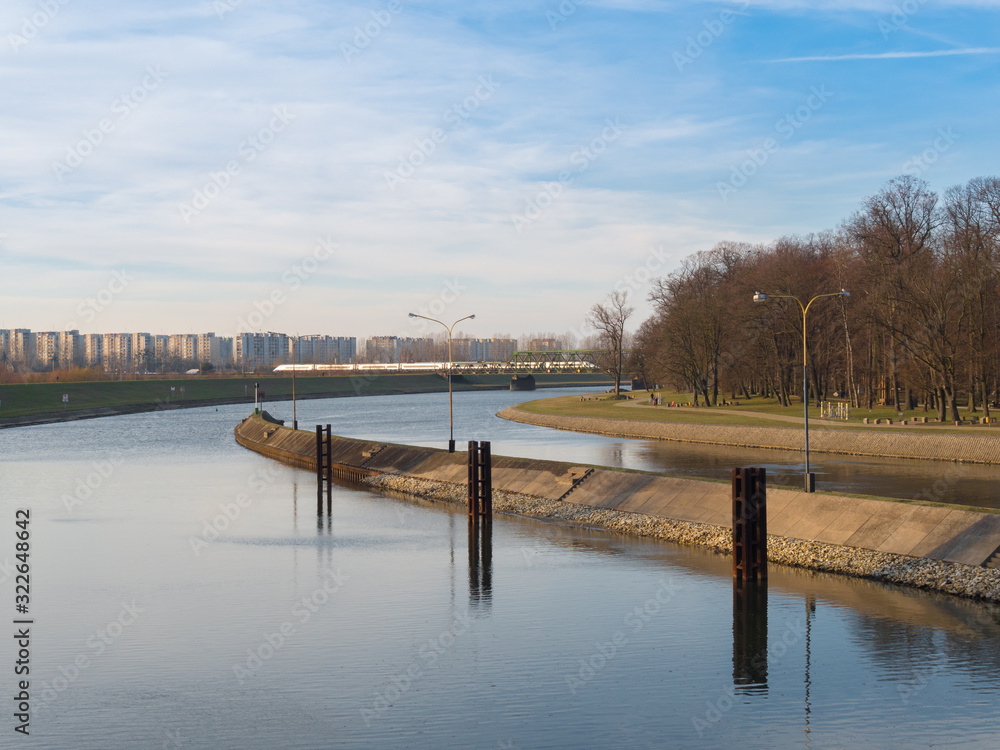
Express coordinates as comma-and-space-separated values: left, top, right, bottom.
498, 405, 1000, 465
234, 413, 1000, 600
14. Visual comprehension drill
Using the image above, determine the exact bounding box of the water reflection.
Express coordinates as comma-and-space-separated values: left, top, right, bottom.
732, 581, 769, 693
467, 519, 493, 614
804, 595, 815, 750
6, 392, 1000, 749
317, 499, 331, 535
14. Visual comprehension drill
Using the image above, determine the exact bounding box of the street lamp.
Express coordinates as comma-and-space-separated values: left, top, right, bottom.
753, 289, 850, 492
291, 335, 298, 431
408, 312, 476, 453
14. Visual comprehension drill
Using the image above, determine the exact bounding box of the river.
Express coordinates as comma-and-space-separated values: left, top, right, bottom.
1, 388, 998, 748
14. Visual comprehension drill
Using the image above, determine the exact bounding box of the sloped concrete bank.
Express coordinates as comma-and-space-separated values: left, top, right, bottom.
366, 474, 1000, 602
234, 413, 1000, 601
498, 406, 1000, 465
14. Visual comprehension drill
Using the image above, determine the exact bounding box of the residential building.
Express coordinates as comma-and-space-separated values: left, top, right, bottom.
34, 331, 59, 366
84, 333, 104, 366
58, 330, 83, 367
525, 338, 564, 352
217, 337, 234, 367
365, 336, 433, 363
453, 337, 518, 362
235, 332, 289, 369
101, 333, 134, 372
293, 335, 357, 364
3, 329, 35, 365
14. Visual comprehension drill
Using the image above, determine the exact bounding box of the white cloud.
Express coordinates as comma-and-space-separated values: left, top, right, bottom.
762, 47, 1000, 62
2, 0, 999, 337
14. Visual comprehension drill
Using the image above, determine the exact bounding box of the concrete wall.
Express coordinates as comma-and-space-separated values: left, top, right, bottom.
235, 414, 1000, 567
498, 407, 1000, 464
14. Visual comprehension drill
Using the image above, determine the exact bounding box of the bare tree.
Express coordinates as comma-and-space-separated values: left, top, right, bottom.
630, 175, 1000, 420
848, 175, 939, 409
587, 290, 634, 395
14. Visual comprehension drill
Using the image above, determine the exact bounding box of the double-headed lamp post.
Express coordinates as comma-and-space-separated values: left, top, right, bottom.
753, 289, 850, 492
408, 312, 476, 453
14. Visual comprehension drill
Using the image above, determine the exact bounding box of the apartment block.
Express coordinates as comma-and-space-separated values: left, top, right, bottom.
525, 338, 564, 352
452, 337, 518, 362
84, 333, 104, 366
2, 329, 35, 365
365, 336, 433, 363
101, 333, 134, 370
293, 335, 357, 364
58, 330, 83, 366
235, 332, 290, 369
34, 331, 59, 366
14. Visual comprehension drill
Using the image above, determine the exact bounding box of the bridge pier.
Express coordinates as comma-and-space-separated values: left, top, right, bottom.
510, 374, 536, 391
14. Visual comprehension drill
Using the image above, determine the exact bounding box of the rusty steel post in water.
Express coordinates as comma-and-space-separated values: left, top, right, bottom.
732, 467, 767, 584
325, 424, 332, 514
316, 425, 323, 512
467, 440, 493, 523
480, 441, 492, 522
467, 440, 479, 520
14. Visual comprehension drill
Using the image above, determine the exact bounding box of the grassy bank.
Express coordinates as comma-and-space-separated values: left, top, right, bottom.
521, 390, 997, 435
0, 372, 612, 425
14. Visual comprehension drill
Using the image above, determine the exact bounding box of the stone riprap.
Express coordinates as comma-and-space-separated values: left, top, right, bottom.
497, 406, 1000, 465
234, 413, 1000, 601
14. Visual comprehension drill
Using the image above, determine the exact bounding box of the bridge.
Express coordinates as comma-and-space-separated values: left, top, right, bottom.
273, 350, 603, 375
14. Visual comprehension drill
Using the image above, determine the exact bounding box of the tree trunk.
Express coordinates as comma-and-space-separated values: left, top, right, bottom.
842, 302, 857, 408
947, 385, 960, 422
865, 337, 874, 410
711, 353, 719, 406
812, 364, 823, 408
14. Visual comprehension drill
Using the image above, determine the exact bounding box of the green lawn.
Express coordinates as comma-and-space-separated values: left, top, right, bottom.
518, 394, 795, 427
518, 390, 997, 434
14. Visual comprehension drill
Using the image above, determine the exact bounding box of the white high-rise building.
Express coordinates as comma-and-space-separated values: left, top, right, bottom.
235, 332, 290, 369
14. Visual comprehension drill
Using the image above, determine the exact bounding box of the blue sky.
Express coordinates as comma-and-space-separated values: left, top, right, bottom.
1, 0, 998, 341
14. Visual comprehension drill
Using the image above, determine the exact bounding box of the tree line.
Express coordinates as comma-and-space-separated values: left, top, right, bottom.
629, 175, 1000, 421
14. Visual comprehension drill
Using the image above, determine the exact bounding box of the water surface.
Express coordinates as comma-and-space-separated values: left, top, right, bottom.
1, 392, 999, 747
